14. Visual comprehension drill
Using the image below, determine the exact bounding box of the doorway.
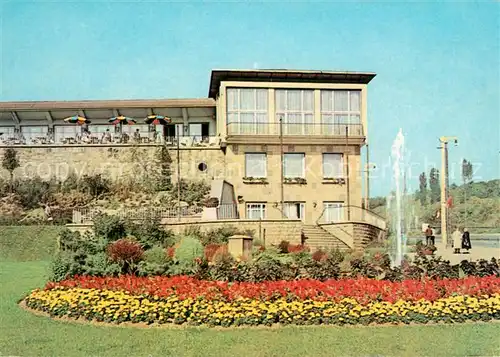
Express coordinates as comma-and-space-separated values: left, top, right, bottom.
284, 202, 305, 221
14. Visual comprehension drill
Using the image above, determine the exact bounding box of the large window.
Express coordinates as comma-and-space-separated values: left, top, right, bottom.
284, 153, 305, 178
122, 124, 150, 137
276, 89, 314, 135
323, 202, 344, 222
227, 88, 268, 134
20, 126, 48, 144
54, 125, 81, 143
245, 153, 267, 178
322, 153, 344, 178
246, 203, 266, 220
0, 126, 16, 141
321, 90, 361, 135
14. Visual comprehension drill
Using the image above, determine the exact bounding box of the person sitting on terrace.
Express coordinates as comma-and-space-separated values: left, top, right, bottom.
133, 129, 141, 142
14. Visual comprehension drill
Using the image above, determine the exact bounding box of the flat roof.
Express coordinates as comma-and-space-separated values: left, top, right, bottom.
0, 98, 215, 111
209, 69, 377, 98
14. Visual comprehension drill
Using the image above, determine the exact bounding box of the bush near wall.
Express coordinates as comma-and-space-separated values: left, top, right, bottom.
25, 275, 500, 327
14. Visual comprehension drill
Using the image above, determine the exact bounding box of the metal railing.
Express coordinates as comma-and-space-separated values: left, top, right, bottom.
316, 205, 387, 230
0, 134, 221, 147
227, 123, 363, 137
216, 203, 240, 219
72, 206, 204, 224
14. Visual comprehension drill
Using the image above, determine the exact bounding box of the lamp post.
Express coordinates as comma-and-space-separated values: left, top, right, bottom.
177, 124, 181, 221
279, 115, 285, 218
363, 162, 377, 209
438, 136, 458, 249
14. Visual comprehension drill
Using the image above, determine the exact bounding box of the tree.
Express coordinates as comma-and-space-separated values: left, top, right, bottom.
416, 172, 427, 205
2, 148, 20, 192
462, 159, 473, 185
461, 159, 473, 223
429, 168, 440, 204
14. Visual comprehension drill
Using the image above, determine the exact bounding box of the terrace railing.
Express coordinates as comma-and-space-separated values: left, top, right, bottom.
72, 206, 204, 224
227, 123, 364, 137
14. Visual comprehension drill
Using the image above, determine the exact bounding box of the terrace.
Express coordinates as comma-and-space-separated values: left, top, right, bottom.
0, 98, 218, 148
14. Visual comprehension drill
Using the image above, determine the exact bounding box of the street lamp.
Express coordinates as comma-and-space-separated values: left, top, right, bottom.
438, 136, 458, 249
363, 162, 377, 209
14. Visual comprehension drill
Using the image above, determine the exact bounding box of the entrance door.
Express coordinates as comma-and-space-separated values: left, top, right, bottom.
284, 202, 305, 221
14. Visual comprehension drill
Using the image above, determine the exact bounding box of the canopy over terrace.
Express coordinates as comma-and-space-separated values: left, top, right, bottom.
0, 98, 216, 146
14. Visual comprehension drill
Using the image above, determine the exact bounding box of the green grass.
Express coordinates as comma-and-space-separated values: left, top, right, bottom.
0, 225, 62, 261
1, 226, 500, 356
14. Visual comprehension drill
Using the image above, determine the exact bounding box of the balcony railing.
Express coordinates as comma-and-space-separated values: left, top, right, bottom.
227, 123, 364, 137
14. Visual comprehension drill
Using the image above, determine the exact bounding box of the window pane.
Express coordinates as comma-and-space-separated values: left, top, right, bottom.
335, 114, 349, 124
287, 90, 301, 111
240, 113, 254, 134
189, 124, 202, 137
350, 91, 360, 112
245, 153, 266, 177
334, 91, 348, 111
240, 89, 255, 110
321, 91, 333, 111
284, 153, 305, 178
324, 202, 344, 222
350, 114, 361, 124
303, 90, 314, 111
275, 90, 286, 112
227, 88, 239, 111
323, 153, 343, 178
255, 89, 268, 111
246, 203, 266, 220
255, 113, 268, 134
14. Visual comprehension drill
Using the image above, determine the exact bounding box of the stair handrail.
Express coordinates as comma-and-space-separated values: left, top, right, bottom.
316, 204, 387, 230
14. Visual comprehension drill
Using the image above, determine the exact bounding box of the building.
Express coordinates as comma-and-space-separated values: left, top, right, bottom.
0, 69, 385, 249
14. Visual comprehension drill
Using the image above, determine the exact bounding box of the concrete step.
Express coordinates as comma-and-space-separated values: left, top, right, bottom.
302, 225, 350, 251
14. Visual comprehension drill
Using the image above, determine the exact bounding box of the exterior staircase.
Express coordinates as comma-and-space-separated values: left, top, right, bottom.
302, 225, 351, 251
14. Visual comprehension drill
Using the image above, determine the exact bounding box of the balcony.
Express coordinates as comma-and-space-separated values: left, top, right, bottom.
226, 123, 365, 145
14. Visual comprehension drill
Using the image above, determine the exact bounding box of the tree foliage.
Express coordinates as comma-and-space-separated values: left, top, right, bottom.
429, 168, 440, 204
416, 172, 427, 206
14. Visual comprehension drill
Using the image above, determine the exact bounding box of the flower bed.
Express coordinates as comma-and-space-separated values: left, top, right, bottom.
24, 276, 500, 327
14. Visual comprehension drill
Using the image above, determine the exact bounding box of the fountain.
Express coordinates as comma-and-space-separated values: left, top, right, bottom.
390, 128, 406, 266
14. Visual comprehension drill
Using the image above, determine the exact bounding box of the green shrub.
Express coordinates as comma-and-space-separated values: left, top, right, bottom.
170, 236, 204, 275
93, 214, 126, 241
126, 219, 175, 249
13, 177, 55, 209
82, 252, 121, 276
208, 252, 236, 281
49, 252, 74, 282
137, 246, 171, 276
80, 174, 110, 198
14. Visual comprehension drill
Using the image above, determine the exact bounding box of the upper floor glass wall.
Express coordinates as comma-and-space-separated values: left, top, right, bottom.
227, 88, 268, 134
226, 87, 364, 137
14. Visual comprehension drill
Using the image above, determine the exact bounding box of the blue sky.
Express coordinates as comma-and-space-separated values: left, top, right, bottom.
1, 1, 498, 196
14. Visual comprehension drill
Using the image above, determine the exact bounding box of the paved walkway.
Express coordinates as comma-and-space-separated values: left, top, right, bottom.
433, 246, 500, 264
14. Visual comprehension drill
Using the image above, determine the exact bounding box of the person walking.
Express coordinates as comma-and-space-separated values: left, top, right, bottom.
425, 225, 433, 246
462, 228, 472, 253
452, 227, 462, 254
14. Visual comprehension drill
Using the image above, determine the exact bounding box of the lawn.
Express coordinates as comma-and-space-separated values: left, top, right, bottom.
1, 226, 500, 357
0, 225, 62, 261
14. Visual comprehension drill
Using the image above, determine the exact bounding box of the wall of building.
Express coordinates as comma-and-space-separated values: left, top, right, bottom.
223, 143, 363, 224
164, 219, 303, 246
0, 145, 226, 183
